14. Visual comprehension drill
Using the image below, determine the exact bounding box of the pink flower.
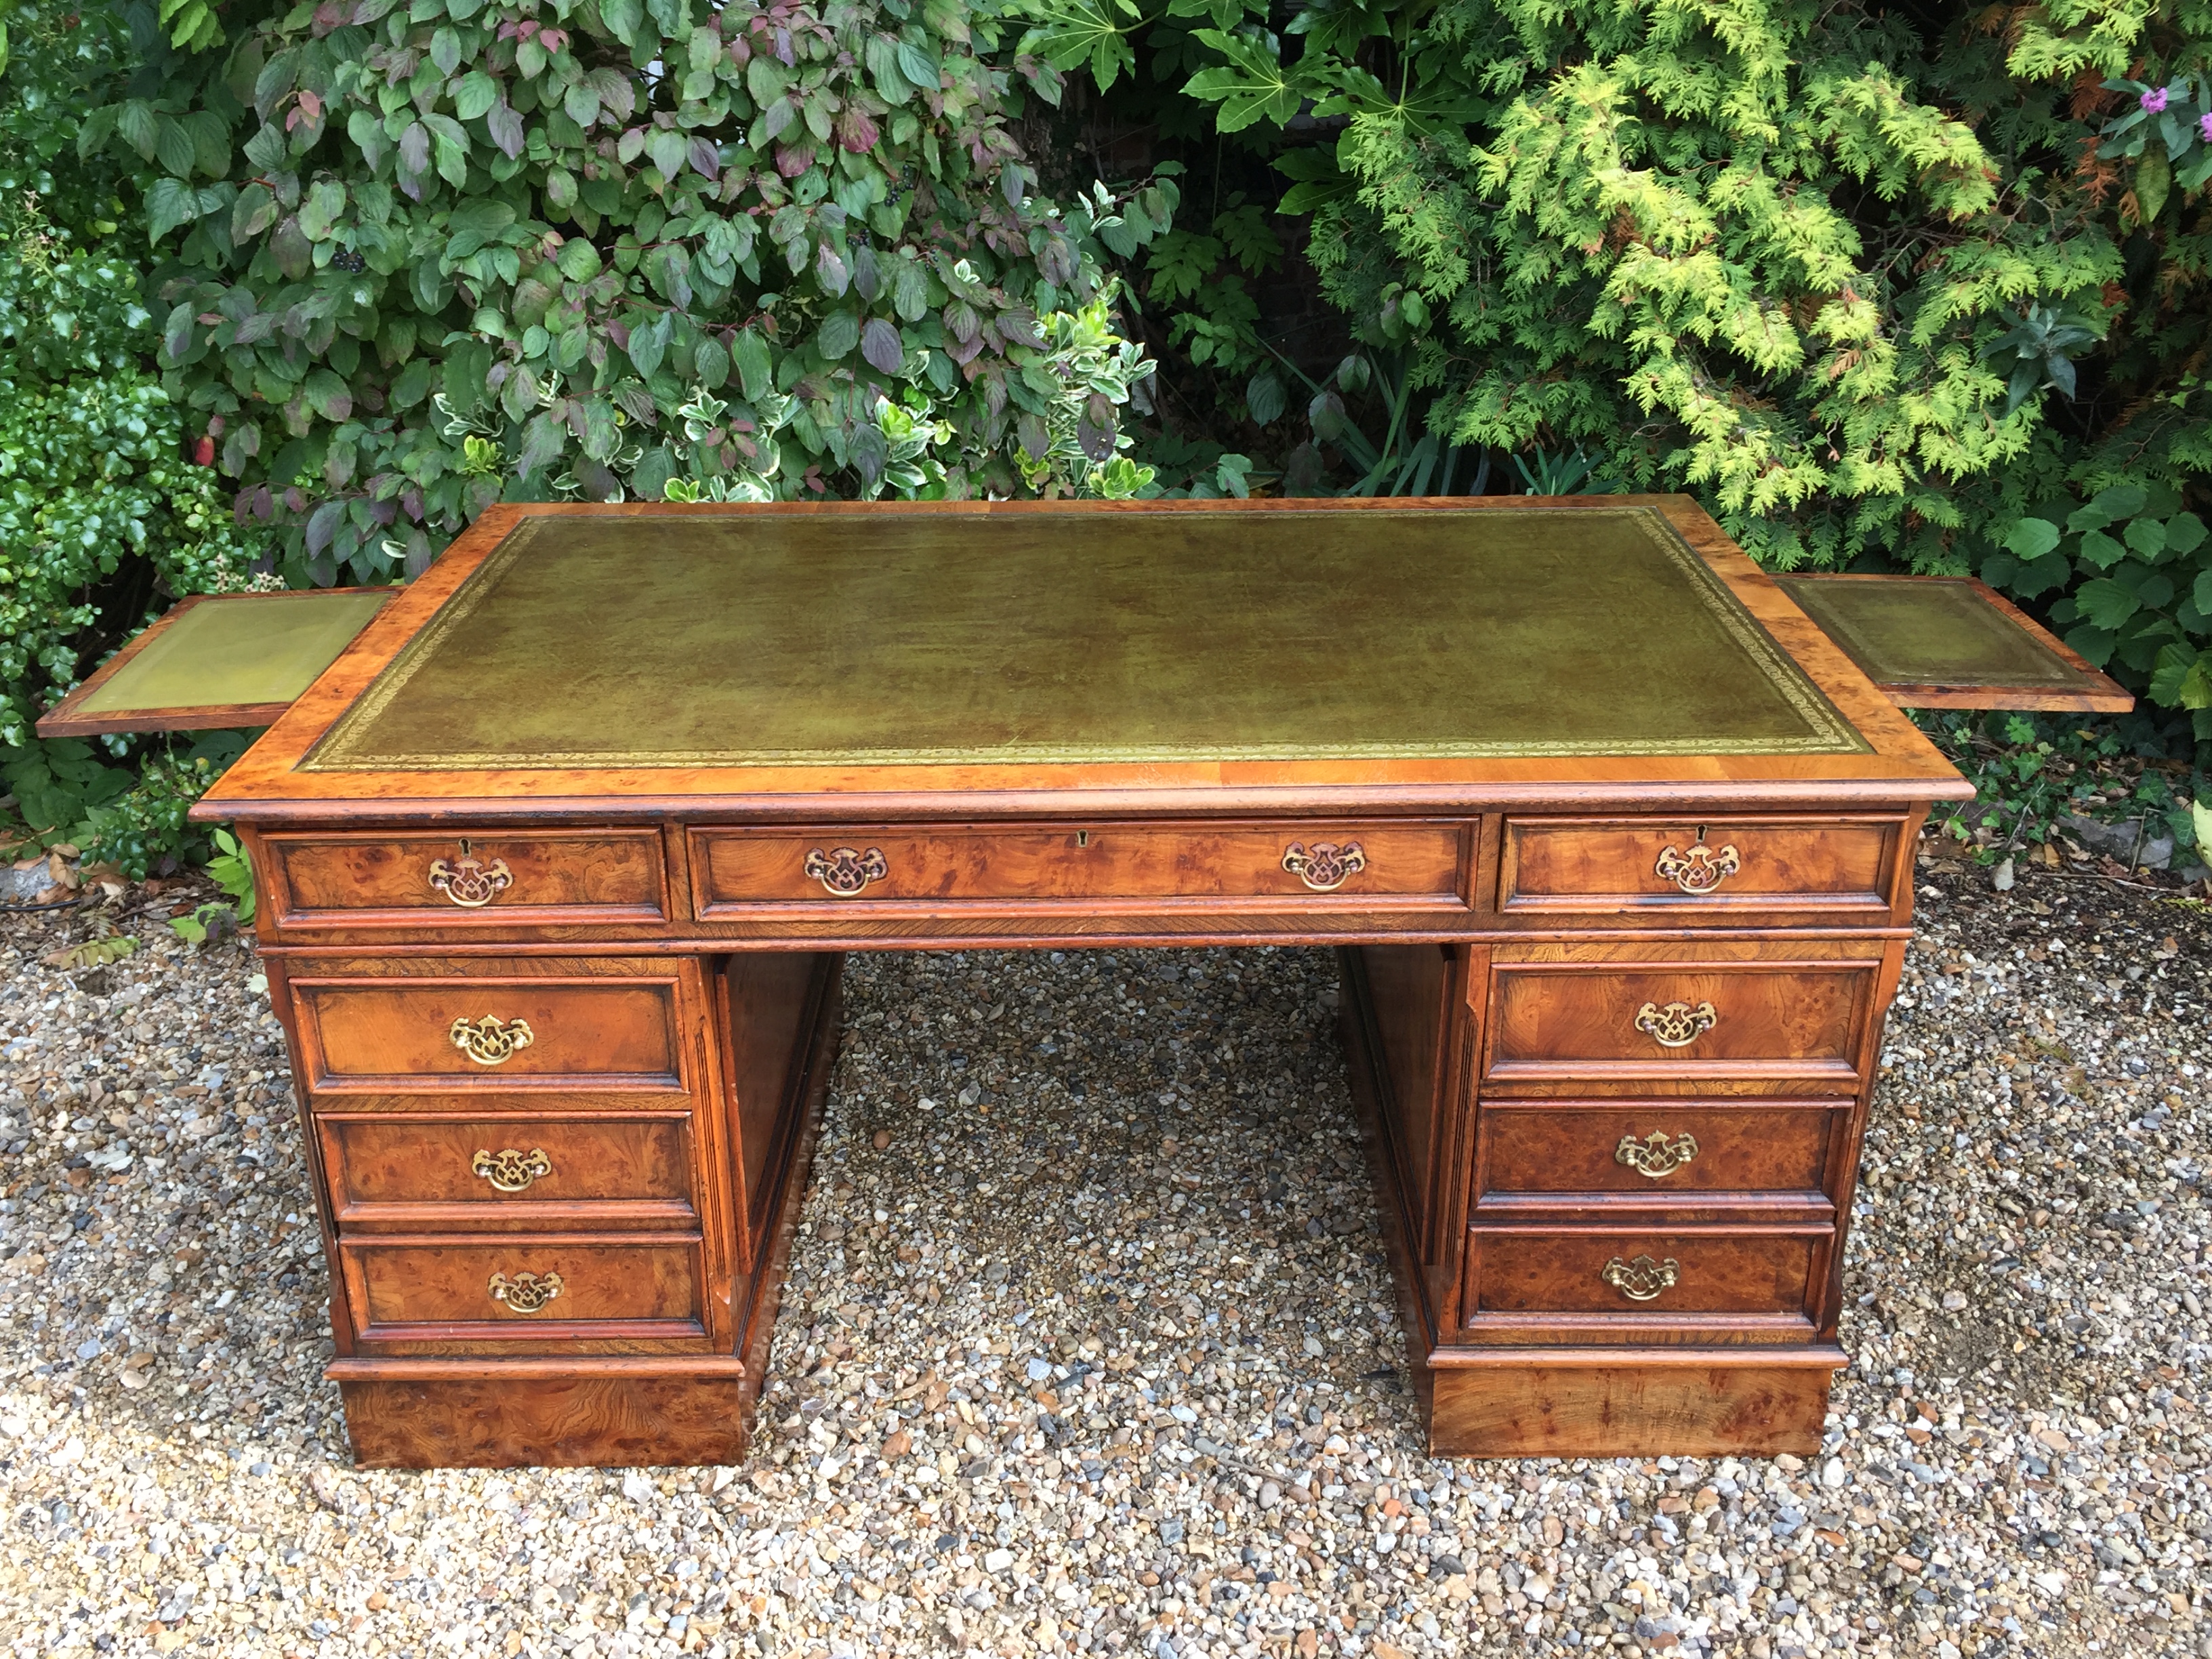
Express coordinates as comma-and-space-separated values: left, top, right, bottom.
2202, 111, 2212, 142
2139, 86, 2169, 112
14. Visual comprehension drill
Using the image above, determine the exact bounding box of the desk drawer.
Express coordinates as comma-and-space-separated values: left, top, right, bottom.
1499, 817, 1898, 914
265, 829, 665, 926
1479, 1105, 1838, 1198
319, 1113, 697, 1229
340, 1233, 707, 1347
691, 821, 1467, 913
1483, 961, 1873, 1094
1466, 1227, 1821, 1319
289, 960, 689, 1094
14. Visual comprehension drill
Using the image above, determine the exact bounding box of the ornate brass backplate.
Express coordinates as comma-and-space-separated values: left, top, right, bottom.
1281, 840, 1367, 892
450, 1015, 535, 1066
1614, 1130, 1700, 1179
1654, 834, 1740, 895
471, 1147, 552, 1192
428, 838, 514, 907
1633, 1000, 1718, 1048
1600, 1254, 1680, 1302
487, 1270, 564, 1313
802, 845, 889, 897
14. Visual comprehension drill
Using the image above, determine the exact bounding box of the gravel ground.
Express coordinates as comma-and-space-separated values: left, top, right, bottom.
1, 848, 2208, 1659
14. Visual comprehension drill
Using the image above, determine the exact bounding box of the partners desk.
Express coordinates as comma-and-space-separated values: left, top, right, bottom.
185, 497, 1979, 1468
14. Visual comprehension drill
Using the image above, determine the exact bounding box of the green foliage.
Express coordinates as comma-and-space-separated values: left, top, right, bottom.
1919, 710, 2207, 864
86, 0, 1179, 586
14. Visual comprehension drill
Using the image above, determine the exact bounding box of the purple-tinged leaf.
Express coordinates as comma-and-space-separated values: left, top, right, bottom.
860, 317, 903, 374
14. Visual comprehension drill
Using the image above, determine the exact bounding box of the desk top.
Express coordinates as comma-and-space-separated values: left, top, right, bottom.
201, 499, 1967, 821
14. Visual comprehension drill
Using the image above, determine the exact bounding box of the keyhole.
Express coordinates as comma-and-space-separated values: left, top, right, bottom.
1076, 830, 1090, 848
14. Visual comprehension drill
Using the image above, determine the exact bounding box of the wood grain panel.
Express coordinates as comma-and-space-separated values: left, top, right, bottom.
295, 975, 683, 1091
1427, 1357, 1832, 1457
267, 827, 665, 925
1467, 1228, 1820, 1317
340, 1370, 754, 1467
1485, 962, 1870, 1092
721, 952, 830, 1237
692, 821, 1467, 914
342, 1234, 706, 1346
319, 1113, 695, 1229
1478, 1104, 1836, 1197
1500, 816, 1896, 914
1356, 943, 1452, 1258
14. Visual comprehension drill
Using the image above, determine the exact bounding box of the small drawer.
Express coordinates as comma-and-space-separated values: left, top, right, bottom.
318, 1112, 697, 1229
340, 1233, 707, 1347
1483, 962, 1872, 1093
264, 828, 666, 926
1465, 1227, 1822, 1321
1479, 1105, 1838, 1199
690, 821, 1467, 914
1499, 817, 1899, 914
290, 962, 688, 1094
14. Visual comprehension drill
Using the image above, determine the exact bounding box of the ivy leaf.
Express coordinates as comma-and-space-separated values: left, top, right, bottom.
860, 316, 904, 373
2001, 518, 2061, 560
818, 310, 861, 359
2074, 576, 2142, 631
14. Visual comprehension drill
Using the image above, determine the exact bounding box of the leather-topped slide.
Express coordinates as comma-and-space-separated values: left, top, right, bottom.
37, 588, 392, 737
1776, 574, 2132, 712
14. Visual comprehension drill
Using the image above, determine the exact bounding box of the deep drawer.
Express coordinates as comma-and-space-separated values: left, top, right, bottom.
1498, 817, 1899, 914
339, 1233, 707, 1347
264, 829, 665, 925
1483, 961, 1873, 1092
1465, 1227, 1822, 1319
690, 821, 1467, 913
318, 1112, 697, 1229
291, 965, 687, 1093
1478, 1104, 1839, 1198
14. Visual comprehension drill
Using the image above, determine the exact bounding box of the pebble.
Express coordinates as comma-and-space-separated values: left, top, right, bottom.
0, 853, 2206, 1658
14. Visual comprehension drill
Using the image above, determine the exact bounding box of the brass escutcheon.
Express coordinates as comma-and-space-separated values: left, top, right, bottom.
1281, 840, 1367, 892
428, 839, 514, 908
472, 1147, 552, 1192
1654, 830, 1740, 895
487, 1269, 564, 1313
803, 845, 889, 897
450, 1015, 535, 1066
1600, 1254, 1679, 1302
1633, 999, 1718, 1048
1614, 1130, 1700, 1179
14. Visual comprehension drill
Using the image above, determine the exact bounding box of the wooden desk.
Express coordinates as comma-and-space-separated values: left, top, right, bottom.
194, 497, 1970, 1467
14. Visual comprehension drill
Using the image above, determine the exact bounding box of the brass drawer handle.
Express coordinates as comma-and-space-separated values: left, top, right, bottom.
1633, 1000, 1717, 1048
1601, 1254, 1679, 1302
472, 1147, 552, 1192
450, 1015, 535, 1066
803, 845, 888, 897
1282, 840, 1366, 892
487, 1269, 564, 1313
428, 840, 513, 907
1654, 832, 1739, 895
1615, 1130, 1699, 1179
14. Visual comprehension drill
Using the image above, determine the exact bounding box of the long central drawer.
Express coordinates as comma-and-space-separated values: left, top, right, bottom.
689, 821, 1469, 914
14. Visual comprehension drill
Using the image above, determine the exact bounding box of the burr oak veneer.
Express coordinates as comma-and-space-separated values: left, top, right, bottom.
192, 497, 1971, 1467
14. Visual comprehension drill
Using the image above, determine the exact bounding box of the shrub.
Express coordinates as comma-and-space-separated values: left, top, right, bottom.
83, 0, 1185, 592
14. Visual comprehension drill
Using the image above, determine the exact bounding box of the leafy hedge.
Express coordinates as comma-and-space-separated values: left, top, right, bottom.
83, 0, 1193, 592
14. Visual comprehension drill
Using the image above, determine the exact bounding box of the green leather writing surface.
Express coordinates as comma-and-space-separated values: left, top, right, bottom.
308, 507, 1866, 770
1777, 576, 2083, 689
77, 590, 390, 718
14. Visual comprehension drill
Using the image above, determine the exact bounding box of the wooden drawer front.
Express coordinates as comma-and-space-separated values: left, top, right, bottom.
342, 1235, 705, 1345
1480, 1106, 1835, 1198
267, 830, 665, 924
319, 1114, 695, 1228
295, 974, 684, 1092
1499, 817, 1896, 914
1467, 1229, 1820, 1319
692, 821, 1466, 914
1485, 964, 1870, 1091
